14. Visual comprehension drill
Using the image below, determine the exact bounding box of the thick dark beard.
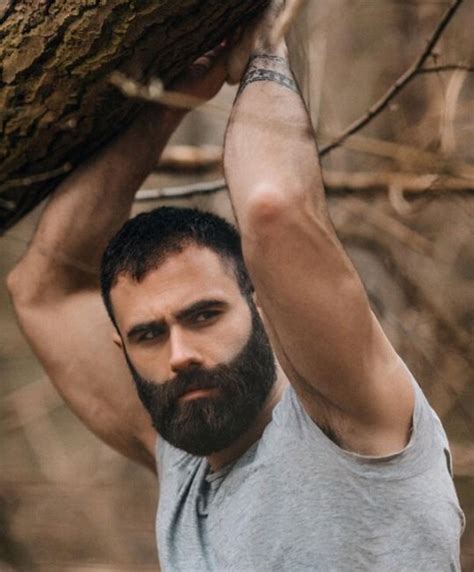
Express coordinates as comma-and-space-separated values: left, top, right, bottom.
126, 302, 277, 456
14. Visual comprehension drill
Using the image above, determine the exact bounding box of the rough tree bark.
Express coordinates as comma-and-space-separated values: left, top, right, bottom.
0, 0, 268, 232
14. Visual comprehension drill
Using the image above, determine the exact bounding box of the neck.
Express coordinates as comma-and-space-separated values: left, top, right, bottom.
206, 369, 288, 471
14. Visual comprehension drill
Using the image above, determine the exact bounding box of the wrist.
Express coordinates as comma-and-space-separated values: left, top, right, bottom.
139, 103, 187, 131
123, 103, 186, 167
132, 104, 187, 153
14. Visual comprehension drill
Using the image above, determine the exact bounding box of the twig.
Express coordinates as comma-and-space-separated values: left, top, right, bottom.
135, 170, 474, 205
418, 63, 474, 74
336, 202, 474, 361
341, 197, 433, 255
136, 179, 227, 201
110, 71, 230, 118
342, 134, 474, 180
157, 140, 474, 191
440, 67, 468, 154
319, 0, 464, 156
157, 144, 222, 172
323, 170, 474, 193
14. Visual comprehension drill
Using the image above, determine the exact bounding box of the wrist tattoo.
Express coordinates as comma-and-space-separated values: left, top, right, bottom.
237, 54, 299, 98
237, 69, 298, 97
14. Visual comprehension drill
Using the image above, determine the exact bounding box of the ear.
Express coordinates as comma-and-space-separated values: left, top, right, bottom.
112, 331, 123, 349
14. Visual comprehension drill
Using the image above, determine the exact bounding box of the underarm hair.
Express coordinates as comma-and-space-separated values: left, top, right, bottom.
236, 53, 299, 98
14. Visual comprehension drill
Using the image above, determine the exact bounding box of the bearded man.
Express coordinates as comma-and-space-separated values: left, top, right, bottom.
8, 4, 464, 571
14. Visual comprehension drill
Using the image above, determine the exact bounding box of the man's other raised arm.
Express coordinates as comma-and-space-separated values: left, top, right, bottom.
224, 21, 414, 456
7, 105, 186, 471
7, 47, 229, 470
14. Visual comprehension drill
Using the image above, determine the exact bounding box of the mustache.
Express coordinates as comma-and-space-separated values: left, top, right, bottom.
163, 367, 223, 402
133, 360, 246, 410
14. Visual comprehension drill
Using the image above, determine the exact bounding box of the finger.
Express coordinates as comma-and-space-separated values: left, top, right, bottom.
186, 46, 227, 82
195, 41, 228, 67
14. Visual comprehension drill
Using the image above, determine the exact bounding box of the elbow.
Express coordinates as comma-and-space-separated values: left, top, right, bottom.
6, 266, 23, 301
244, 184, 304, 230
6, 263, 37, 309
240, 186, 304, 267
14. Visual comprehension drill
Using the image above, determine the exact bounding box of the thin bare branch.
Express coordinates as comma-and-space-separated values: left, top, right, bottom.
343, 134, 474, 180
134, 170, 474, 205
419, 63, 474, 74
323, 170, 474, 193
319, 0, 464, 156
110, 72, 230, 119
341, 197, 433, 254
135, 179, 227, 201
151, 142, 474, 191
157, 144, 222, 173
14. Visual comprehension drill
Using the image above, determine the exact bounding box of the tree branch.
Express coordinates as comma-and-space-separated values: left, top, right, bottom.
134, 170, 474, 204
154, 141, 474, 186
418, 63, 474, 74
319, 0, 464, 157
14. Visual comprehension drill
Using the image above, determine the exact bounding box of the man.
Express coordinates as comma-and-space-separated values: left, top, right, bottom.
8, 5, 464, 571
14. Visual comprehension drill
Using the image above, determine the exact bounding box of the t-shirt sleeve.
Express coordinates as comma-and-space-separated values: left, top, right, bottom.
284, 362, 451, 480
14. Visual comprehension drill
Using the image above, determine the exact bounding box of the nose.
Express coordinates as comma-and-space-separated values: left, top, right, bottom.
168, 328, 203, 374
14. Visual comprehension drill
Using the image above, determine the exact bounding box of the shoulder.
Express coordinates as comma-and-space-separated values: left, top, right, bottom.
156, 437, 201, 480
270, 373, 450, 479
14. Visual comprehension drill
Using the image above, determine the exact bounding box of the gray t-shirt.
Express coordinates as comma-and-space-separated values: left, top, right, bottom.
156, 375, 464, 571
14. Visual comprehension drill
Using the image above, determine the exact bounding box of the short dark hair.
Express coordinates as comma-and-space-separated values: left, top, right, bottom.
100, 206, 253, 325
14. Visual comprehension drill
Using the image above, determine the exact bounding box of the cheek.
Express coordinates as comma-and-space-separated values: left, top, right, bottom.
209, 307, 252, 361
125, 345, 169, 383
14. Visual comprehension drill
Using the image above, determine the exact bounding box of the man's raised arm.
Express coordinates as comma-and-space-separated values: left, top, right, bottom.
224, 17, 414, 456
7, 49, 228, 470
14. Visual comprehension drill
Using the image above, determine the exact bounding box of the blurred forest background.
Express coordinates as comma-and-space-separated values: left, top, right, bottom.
1, 0, 473, 570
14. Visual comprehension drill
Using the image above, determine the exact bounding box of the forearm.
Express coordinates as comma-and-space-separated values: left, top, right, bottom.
9, 104, 186, 297
224, 43, 327, 233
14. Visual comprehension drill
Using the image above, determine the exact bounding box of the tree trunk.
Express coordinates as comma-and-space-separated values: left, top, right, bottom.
0, 0, 268, 232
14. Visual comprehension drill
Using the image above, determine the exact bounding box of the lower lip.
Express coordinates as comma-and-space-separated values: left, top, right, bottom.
180, 388, 219, 402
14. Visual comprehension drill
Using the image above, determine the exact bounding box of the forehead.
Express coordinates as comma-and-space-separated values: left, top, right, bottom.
110, 244, 242, 326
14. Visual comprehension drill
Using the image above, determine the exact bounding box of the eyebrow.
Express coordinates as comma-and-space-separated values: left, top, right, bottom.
175, 298, 227, 321
126, 299, 227, 341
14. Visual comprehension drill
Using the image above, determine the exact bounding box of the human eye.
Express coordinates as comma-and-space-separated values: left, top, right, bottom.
137, 326, 166, 343
138, 330, 157, 341
192, 309, 220, 325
